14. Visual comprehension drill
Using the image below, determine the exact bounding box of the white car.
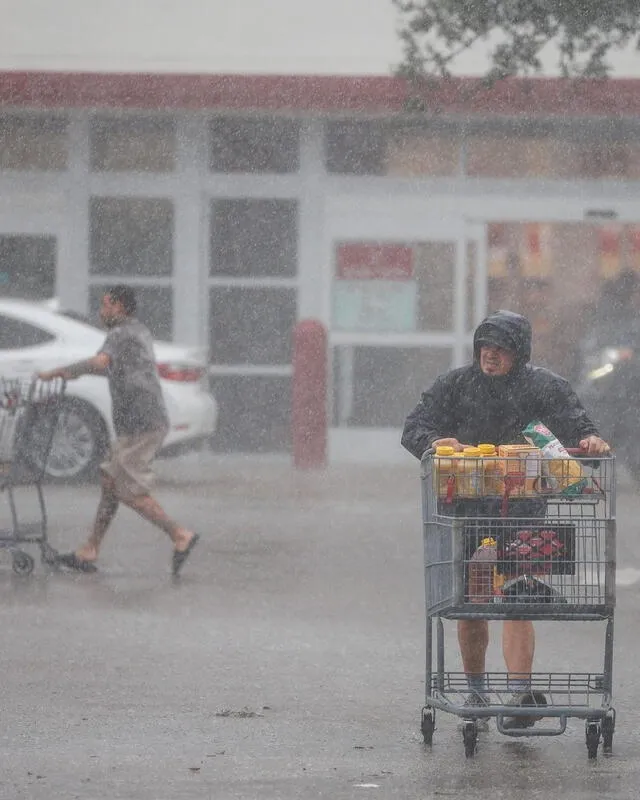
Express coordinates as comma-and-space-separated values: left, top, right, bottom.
0, 298, 217, 481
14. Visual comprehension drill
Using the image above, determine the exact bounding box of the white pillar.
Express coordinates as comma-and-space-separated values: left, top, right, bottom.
173, 113, 207, 348
62, 112, 90, 313
453, 217, 468, 366
297, 118, 327, 323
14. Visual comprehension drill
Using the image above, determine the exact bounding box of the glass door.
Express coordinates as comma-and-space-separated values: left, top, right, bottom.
0, 230, 57, 301
0, 208, 64, 302
325, 196, 487, 461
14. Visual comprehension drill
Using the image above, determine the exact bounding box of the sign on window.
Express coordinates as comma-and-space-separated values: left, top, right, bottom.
332, 243, 417, 332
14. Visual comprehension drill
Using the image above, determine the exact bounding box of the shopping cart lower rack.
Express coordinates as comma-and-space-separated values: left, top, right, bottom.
0, 377, 66, 575
419, 448, 616, 760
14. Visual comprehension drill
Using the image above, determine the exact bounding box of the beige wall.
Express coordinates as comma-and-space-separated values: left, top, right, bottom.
0, 0, 401, 75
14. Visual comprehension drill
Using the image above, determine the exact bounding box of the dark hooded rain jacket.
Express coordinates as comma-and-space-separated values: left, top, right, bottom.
401, 310, 599, 460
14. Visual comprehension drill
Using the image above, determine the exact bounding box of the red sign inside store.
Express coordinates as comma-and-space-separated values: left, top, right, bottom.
336, 243, 414, 280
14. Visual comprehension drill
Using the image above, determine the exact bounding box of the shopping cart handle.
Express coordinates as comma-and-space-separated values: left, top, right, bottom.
565, 447, 612, 457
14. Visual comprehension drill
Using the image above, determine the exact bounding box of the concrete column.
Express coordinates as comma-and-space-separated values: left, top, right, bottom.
297, 118, 327, 323
173, 113, 207, 348
62, 112, 90, 313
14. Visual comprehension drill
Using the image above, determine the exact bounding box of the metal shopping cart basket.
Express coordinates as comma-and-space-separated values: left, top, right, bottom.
0, 377, 65, 575
419, 447, 616, 759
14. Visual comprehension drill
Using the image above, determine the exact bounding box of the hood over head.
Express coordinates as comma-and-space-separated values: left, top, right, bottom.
473, 310, 532, 370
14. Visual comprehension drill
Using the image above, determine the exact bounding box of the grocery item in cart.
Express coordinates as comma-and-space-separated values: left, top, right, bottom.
434, 446, 488, 500
0, 388, 23, 464
497, 444, 542, 496
497, 574, 566, 604
477, 443, 504, 495
434, 445, 458, 500
467, 536, 497, 602
457, 447, 483, 497
497, 526, 576, 576
522, 420, 587, 496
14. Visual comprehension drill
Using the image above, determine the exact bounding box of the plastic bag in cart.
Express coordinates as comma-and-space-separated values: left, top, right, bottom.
0, 396, 23, 463
496, 574, 567, 604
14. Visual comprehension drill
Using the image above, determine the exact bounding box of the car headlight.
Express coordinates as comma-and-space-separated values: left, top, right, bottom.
604, 347, 634, 364
587, 363, 615, 380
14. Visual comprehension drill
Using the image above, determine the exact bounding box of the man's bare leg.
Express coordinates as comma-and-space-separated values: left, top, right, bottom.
118, 490, 195, 551
458, 619, 489, 695
503, 620, 535, 681
501, 620, 544, 727
74, 474, 120, 563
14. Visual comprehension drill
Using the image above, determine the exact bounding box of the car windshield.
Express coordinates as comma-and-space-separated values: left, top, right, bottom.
58, 309, 101, 327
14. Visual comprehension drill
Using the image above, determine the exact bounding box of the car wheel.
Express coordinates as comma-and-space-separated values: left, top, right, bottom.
42, 400, 108, 483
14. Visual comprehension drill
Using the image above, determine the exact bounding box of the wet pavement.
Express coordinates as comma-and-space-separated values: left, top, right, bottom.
1, 453, 640, 799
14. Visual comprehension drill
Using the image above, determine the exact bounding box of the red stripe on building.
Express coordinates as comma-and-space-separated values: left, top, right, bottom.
1, 71, 640, 116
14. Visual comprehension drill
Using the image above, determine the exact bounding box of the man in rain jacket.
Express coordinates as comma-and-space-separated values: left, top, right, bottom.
402, 310, 610, 728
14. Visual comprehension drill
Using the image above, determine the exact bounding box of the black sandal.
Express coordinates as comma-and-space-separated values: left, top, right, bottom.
172, 534, 200, 577
56, 552, 98, 573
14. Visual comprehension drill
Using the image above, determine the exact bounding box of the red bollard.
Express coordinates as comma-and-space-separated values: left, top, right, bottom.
292, 320, 328, 469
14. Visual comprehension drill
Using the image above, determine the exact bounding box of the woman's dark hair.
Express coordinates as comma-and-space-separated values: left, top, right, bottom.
108, 285, 137, 315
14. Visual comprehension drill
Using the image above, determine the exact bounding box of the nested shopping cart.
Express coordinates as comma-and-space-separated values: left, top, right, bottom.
0, 377, 66, 575
420, 448, 616, 759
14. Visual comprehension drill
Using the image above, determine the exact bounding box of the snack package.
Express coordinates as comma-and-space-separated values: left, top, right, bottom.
497, 444, 541, 496
522, 421, 587, 496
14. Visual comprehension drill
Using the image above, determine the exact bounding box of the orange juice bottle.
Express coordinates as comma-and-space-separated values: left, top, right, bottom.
434, 445, 457, 498
478, 443, 503, 495
459, 447, 482, 497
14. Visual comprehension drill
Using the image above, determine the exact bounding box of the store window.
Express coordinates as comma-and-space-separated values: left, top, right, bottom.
325, 120, 386, 175
0, 114, 67, 171
90, 197, 174, 276
332, 345, 452, 427
386, 130, 460, 177
209, 375, 291, 452
466, 134, 557, 178
209, 116, 300, 173
209, 287, 297, 365
210, 199, 297, 277
90, 115, 176, 172
0, 235, 56, 299
579, 142, 629, 179
88, 285, 173, 341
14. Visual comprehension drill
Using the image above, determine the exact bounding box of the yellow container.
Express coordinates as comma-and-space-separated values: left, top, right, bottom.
434, 445, 458, 498
478, 443, 504, 495
457, 447, 482, 497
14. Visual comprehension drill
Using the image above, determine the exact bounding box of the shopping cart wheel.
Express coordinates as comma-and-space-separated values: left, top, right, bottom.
601, 710, 616, 755
40, 543, 59, 566
585, 720, 601, 760
421, 708, 435, 745
12, 551, 35, 576
462, 720, 478, 758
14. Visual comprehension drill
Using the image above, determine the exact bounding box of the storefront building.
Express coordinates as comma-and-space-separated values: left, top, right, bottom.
2, 72, 640, 458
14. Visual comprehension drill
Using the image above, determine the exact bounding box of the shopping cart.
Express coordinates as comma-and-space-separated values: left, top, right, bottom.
419, 448, 616, 759
0, 377, 66, 575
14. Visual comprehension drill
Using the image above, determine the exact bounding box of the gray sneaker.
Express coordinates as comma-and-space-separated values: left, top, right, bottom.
459, 692, 490, 732
502, 690, 547, 730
